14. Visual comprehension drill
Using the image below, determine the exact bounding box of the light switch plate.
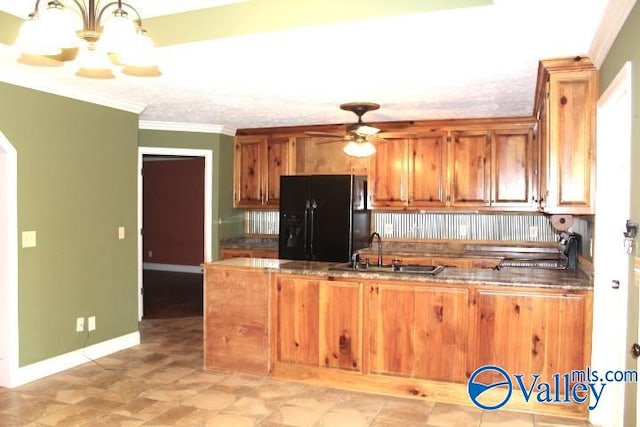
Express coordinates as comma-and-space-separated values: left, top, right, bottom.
118, 226, 125, 240
22, 231, 36, 248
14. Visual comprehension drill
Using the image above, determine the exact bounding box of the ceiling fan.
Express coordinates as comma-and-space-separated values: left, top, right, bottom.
305, 102, 414, 157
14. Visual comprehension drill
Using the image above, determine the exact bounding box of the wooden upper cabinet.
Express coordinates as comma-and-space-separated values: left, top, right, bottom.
234, 135, 296, 208
409, 134, 448, 207
450, 131, 491, 207
536, 58, 597, 214
369, 137, 408, 208
491, 129, 535, 208
369, 132, 447, 209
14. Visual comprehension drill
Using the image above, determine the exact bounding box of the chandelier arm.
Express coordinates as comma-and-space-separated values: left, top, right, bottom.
96, 1, 143, 27
68, 0, 90, 30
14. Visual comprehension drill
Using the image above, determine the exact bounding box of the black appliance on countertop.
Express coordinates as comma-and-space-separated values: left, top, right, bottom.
278, 175, 371, 262
498, 232, 581, 270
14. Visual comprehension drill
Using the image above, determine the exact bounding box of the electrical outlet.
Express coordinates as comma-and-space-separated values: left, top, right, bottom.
148, 250, 153, 258
459, 224, 468, 238
76, 317, 85, 332
88, 316, 96, 331
529, 226, 539, 239
118, 226, 125, 240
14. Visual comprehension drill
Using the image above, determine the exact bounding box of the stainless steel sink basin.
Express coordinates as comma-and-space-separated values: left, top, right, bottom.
329, 263, 444, 276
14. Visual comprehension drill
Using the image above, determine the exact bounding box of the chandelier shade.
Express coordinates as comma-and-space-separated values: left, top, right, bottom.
15, 0, 160, 78
343, 138, 377, 158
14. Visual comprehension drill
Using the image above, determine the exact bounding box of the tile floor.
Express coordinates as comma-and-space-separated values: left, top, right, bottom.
0, 317, 591, 426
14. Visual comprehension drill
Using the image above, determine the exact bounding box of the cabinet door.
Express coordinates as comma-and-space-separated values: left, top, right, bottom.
450, 132, 491, 207
368, 283, 415, 376
369, 138, 408, 208
472, 289, 592, 394
491, 129, 534, 208
265, 136, 295, 207
319, 281, 362, 371
368, 283, 469, 382
409, 134, 448, 207
275, 277, 319, 365
413, 287, 469, 382
234, 136, 266, 207
546, 70, 597, 213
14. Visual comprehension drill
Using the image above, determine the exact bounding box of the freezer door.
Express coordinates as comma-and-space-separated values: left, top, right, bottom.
278, 176, 311, 260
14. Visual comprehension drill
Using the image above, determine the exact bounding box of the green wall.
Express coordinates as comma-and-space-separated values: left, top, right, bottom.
0, 82, 139, 366
138, 130, 243, 259
599, 2, 640, 425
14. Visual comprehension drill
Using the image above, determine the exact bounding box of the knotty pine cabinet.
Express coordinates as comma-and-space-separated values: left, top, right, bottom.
470, 288, 592, 393
535, 58, 597, 214
274, 276, 363, 371
369, 132, 448, 209
450, 128, 535, 209
234, 135, 296, 208
367, 282, 469, 382
220, 248, 278, 260
203, 266, 270, 374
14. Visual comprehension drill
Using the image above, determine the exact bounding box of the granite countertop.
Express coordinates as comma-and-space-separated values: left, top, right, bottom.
204, 258, 592, 291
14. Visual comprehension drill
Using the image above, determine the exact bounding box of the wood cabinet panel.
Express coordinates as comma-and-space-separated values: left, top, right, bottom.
220, 248, 278, 260
204, 267, 269, 374
413, 287, 469, 382
368, 283, 469, 382
409, 135, 448, 207
368, 284, 415, 377
275, 277, 319, 365
319, 281, 363, 371
369, 138, 407, 208
234, 135, 295, 208
492, 129, 534, 207
234, 136, 265, 207
450, 132, 491, 206
472, 289, 592, 393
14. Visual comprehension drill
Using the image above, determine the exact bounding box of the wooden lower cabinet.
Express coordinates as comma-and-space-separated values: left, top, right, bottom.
203, 266, 269, 375
274, 276, 363, 371
368, 283, 469, 382
220, 248, 278, 260
470, 288, 592, 394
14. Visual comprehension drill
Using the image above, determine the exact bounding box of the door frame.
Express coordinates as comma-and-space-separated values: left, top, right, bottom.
137, 147, 213, 320
0, 131, 18, 387
590, 61, 633, 426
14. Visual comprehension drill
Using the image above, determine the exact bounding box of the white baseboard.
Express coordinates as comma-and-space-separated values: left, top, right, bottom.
143, 263, 203, 274
9, 331, 140, 388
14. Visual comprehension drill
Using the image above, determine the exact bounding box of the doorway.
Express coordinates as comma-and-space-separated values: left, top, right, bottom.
0, 131, 18, 387
137, 147, 213, 320
591, 61, 633, 426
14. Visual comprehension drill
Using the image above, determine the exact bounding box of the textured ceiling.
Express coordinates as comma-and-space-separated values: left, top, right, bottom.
0, 0, 622, 132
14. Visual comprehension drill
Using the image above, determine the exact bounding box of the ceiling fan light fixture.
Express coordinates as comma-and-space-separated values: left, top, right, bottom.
353, 123, 380, 137
343, 140, 376, 158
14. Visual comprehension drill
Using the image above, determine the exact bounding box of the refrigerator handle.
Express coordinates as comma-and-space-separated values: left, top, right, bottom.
304, 200, 311, 259
309, 200, 318, 259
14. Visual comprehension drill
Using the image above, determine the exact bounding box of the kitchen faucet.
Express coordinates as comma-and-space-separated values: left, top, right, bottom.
368, 232, 383, 267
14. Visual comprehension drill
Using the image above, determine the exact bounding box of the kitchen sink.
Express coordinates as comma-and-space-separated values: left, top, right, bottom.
329, 263, 444, 276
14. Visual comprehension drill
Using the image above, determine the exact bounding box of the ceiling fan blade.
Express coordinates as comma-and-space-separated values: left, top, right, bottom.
314, 138, 349, 145
376, 132, 418, 139
305, 131, 344, 137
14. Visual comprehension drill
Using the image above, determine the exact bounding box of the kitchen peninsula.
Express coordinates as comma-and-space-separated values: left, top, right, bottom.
202, 256, 592, 419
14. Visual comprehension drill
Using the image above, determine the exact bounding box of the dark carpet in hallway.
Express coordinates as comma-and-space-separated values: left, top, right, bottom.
142, 269, 203, 319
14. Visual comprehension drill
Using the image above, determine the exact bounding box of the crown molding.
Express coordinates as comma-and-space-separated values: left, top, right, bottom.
589, 0, 637, 68
0, 68, 147, 114
139, 120, 236, 136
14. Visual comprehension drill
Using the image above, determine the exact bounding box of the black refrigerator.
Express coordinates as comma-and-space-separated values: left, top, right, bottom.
278, 175, 371, 262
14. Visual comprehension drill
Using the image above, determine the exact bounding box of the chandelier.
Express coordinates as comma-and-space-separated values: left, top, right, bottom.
15, 0, 160, 79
